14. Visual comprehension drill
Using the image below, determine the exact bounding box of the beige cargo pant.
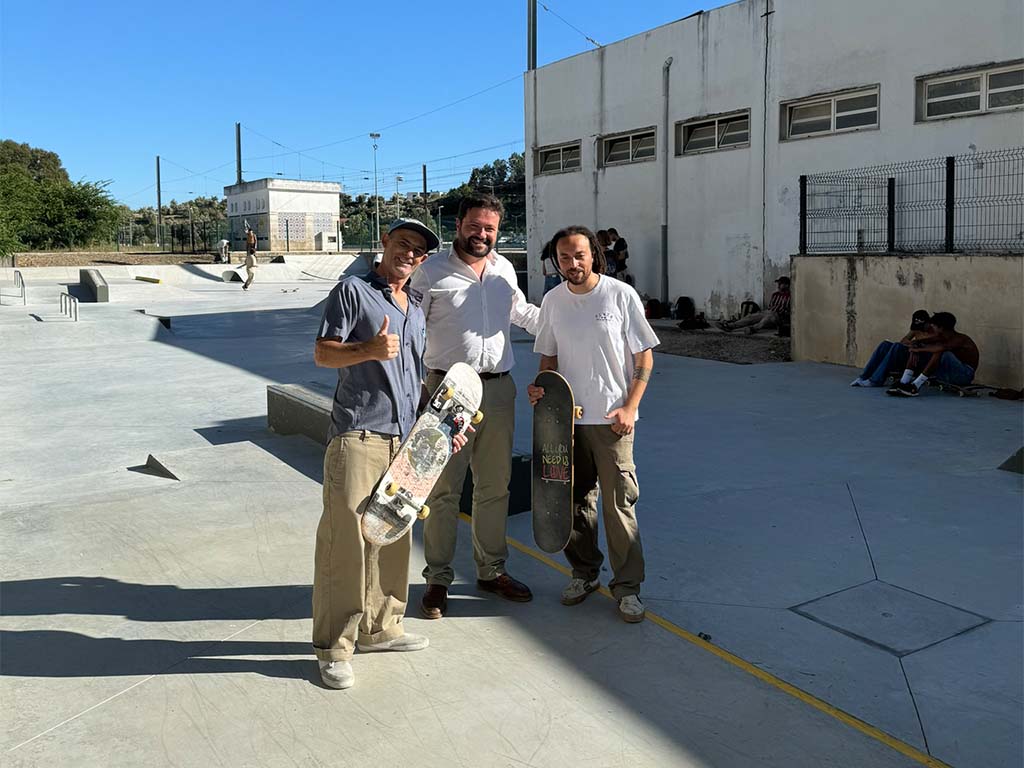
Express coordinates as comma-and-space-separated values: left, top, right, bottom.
421, 372, 516, 585
566, 425, 645, 599
312, 431, 409, 662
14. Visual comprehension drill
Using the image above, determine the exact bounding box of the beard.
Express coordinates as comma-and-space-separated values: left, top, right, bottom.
565, 267, 590, 285
456, 232, 493, 258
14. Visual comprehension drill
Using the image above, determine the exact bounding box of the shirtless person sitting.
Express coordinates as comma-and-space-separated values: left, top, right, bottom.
887, 311, 979, 397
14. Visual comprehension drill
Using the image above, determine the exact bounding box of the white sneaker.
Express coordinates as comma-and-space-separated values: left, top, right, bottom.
850, 378, 866, 387
561, 578, 600, 606
618, 595, 645, 623
319, 660, 354, 689
358, 633, 429, 653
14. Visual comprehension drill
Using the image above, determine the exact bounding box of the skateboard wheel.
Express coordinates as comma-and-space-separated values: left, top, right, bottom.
418, 505, 430, 520
441, 386, 455, 401
471, 410, 483, 425
574, 406, 583, 419
384, 482, 398, 496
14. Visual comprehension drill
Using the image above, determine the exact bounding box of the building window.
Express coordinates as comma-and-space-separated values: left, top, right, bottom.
918, 63, 1024, 120
782, 87, 879, 140
601, 128, 656, 166
536, 141, 581, 175
676, 110, 750, 155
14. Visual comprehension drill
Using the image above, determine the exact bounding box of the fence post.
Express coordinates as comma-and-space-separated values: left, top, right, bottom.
285, 219, 290, 252
798, 175, 807, 254
944, 156, 955, 252
887, 177, 896, 252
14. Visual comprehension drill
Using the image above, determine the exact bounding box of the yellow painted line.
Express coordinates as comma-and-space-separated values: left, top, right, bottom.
458, 512, 951, 768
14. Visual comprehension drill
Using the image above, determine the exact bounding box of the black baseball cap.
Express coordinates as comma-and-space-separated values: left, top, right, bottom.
386, 218, 439, 251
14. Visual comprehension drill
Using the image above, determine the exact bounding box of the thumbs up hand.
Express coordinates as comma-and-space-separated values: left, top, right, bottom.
365, 315, 400, 361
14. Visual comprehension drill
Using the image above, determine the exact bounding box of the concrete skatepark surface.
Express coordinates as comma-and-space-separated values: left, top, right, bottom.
1, 265, 1021, 767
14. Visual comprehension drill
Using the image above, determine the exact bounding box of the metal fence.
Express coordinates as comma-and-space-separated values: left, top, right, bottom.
799, 146, 1024, 254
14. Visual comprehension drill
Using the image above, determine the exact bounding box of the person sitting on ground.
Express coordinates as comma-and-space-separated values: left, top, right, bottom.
887, 311, 979, 397
851, 310, 933, 387
716, 277, 791, 334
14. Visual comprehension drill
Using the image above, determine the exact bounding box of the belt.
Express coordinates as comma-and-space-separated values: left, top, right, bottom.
430, 368, 508, 381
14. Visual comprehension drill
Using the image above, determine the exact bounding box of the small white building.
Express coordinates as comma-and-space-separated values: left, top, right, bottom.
224, 178, 341, 252
524, 0, 1023, 314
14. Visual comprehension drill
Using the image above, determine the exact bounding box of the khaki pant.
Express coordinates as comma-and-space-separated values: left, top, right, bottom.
312, 431, 409, 661
566, 425, 645, 599
243, 262, 256, 289
422, 372, 516, 585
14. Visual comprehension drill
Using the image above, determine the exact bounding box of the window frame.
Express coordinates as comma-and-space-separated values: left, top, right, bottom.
534, 141, 582, 176
600, 127, 657, 167
918, 62, 1024, 122
675, 110, 751, 156
781, 86, 880, 141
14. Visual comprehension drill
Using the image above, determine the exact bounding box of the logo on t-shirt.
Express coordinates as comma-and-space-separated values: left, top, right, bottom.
595, 311, 617, 322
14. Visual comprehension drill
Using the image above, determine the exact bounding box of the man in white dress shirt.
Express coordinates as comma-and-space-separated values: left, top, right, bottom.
411, 193, 540, 618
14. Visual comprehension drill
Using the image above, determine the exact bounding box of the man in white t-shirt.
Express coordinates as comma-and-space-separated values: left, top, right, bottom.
528, 225, 659, 623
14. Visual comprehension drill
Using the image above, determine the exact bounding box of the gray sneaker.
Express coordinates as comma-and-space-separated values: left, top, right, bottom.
561, 578, 600, 606
618, 594, 645, 623
358, 633, 429, 653
319, 660, 354, 689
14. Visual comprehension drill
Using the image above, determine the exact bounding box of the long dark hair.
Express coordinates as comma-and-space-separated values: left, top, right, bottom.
548, 225, 606, 276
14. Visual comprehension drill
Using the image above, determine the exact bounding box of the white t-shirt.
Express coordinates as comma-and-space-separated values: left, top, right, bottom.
534, 276, 659, 425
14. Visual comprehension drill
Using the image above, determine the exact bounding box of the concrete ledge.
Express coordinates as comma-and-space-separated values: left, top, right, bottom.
79, 268, 109, 302
267, 383, 530, 514
267, 383, 334, 444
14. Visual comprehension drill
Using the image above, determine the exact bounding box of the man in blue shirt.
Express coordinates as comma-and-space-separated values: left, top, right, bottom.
311, 218, 450, 690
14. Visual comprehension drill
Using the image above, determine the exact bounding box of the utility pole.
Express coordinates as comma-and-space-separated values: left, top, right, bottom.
422, 164, 427, 200
527, 0, 537, 70
235, 123, 242, 184
369, 133, 381, 249
395, 175, 403, 218
156, 156, 163, 251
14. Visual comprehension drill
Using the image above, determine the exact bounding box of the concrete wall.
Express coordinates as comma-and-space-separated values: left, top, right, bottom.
525, 0, 1024, 313
791, 254, 1024, 388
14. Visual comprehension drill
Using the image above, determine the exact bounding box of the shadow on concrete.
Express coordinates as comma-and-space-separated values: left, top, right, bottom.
0, 630, 315, 681
0, 577, 312, 622
179, 263, 225, 283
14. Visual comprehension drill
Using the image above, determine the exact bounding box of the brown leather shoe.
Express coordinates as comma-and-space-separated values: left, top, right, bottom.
476, 573, 533, 602
420, 585, 447, 619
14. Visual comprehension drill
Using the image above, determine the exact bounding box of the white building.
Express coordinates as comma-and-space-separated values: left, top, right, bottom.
524, 0, 1023, 315
224, 178, 342, 252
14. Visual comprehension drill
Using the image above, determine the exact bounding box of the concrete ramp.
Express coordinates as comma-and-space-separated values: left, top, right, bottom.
285, 253, 363, 281
0, 307, 170, 349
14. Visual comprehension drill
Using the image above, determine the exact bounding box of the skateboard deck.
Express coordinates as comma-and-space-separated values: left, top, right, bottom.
531, 370, 582, 553
361, 363, 483, 546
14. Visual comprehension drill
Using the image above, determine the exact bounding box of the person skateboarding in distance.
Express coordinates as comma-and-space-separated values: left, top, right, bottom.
243, 224, 258, 290
311, 218, 469, 691
528, 225, 659, 623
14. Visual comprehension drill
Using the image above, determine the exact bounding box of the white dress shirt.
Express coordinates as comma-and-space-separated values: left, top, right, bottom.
411, 248, 540, 374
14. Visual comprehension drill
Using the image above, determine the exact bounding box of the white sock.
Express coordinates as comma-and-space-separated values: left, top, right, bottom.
900, 369, 914, 385
913, 374, 928, 389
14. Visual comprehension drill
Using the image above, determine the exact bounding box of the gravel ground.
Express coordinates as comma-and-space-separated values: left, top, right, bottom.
650, 321, 791, 364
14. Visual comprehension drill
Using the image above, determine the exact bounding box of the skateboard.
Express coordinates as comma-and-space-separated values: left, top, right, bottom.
361, 363, 483, 546
928, 379, 991, 398
531, 370, 583, 553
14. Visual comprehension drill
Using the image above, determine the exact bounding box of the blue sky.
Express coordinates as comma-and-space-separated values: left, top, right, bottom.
1, 0, 705, 207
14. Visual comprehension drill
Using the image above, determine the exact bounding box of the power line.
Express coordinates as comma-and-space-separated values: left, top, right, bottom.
539, 1, 601, 48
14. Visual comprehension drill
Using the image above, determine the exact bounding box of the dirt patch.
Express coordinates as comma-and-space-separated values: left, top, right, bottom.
14, 252, 221, 268
653, 325, 791, 365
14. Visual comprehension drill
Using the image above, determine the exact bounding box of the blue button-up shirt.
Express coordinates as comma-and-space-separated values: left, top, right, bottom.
317, 271, 426, 441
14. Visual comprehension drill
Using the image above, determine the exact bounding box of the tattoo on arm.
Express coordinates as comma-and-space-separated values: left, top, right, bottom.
633, 367, 651, 383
